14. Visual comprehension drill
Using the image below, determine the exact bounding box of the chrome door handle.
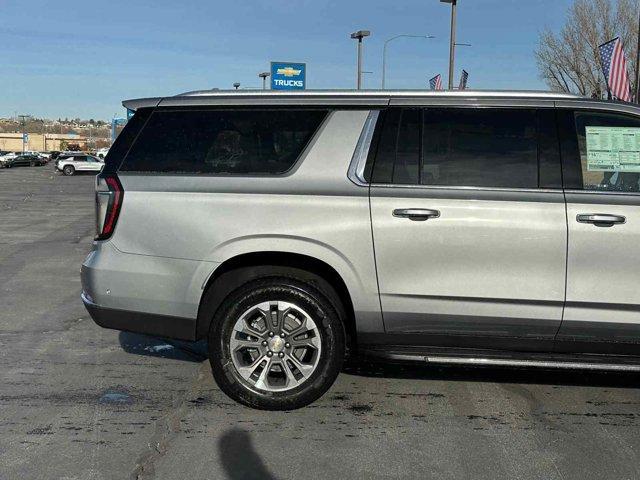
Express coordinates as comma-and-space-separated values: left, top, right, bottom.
576, 213, 626, 227
392, 208, 440, 221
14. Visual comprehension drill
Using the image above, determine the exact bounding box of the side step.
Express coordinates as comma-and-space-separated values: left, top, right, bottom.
360, 347, 640, 373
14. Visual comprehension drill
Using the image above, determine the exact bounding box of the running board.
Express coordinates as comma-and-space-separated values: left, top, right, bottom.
362, 349, 640, 372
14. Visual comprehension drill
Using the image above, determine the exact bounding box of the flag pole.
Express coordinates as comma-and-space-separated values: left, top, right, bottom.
635, 8, 640, 103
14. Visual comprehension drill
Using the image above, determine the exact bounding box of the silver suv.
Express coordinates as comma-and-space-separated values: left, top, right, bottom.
82, 90, 640, 410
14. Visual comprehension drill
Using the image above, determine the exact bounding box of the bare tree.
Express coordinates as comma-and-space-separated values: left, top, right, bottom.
536, 0, 639, 98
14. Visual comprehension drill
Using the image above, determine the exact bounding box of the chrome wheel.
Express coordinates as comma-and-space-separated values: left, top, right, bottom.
229, 300, 322, 392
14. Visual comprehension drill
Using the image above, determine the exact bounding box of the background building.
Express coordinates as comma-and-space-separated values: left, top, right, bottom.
0, 133, 88, 152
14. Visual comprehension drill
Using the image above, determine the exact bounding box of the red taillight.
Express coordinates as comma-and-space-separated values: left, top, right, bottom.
95, 174, 123, 240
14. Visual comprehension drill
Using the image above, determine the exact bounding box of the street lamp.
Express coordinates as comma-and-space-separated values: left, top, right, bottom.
361, 71, 374, 89
381, 34, 435, 89
258, 72, 270, 90
350, 30, 371, 90
233, 82, 241, 90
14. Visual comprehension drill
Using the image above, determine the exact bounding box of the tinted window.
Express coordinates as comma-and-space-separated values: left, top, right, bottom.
120, 109, 327, 174
371, 109, 401, 184
574, 111, 640, 192
422, 108, 538, 188
371, 108, 544, 189
393, 109, 420, 184
104, 107, 152, 173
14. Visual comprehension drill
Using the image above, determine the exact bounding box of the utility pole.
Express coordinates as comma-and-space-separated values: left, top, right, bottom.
350, 30, 371, 90
441, 0, 457, 90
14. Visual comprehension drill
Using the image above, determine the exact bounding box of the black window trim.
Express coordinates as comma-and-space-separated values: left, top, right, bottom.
347, 110, 380, 186
116, 106, 332, 178
366, 105, 564, 194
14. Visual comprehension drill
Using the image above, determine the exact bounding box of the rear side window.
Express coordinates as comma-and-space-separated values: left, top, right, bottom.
120, 109, 327, 174
371, 107, 550, 189
424, 108, 538, 188
103, 107, 152, 174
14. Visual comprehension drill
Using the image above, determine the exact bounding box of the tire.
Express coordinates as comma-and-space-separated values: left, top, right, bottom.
208, 275, 345, 410
63, 165, 75, 176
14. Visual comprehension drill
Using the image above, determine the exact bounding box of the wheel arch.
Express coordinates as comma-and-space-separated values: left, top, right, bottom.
196, 251, 358, 353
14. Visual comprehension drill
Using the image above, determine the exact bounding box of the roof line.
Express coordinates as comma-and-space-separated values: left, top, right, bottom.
122, 89, 607, 111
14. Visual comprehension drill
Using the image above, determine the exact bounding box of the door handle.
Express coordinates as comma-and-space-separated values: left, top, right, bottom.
392, 208, 440, 221
576, 213, 626, 227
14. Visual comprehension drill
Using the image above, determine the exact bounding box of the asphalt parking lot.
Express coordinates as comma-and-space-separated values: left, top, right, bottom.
1, 166, 640, 480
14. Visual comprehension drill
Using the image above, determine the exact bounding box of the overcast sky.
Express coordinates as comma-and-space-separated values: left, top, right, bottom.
2, 0, 574, 120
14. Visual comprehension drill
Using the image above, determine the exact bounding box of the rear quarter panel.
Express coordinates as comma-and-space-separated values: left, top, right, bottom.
108, 110, 383, 332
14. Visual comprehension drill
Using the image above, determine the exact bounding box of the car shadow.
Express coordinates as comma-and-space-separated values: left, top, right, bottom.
344, 357, 640, 389
218, 428, 278, 480
118, 331, 207, 362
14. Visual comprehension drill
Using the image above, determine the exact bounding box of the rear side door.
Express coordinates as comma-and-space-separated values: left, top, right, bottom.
556, 105, 640, 354
369, 104, 567, 350
73, 155, 87, 170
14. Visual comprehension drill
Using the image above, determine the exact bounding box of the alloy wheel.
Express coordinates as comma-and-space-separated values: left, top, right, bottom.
229, 300, 322, 392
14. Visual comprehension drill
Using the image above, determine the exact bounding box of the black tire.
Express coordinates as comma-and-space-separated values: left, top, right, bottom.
63, 165, 75, 176
208, 275, 345, 410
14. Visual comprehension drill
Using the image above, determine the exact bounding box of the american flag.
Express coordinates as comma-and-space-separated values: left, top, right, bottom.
599, 37, 631, 102
459, 69, 469, 90
429, 74, 442, 90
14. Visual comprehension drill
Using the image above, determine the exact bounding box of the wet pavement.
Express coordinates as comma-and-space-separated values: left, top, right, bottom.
1, 166, 640, 480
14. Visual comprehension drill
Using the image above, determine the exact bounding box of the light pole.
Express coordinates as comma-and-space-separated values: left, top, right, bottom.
258, 72, 270, 90
362, 71, 374, 89
233, 82, 241, 90
350, 30, 371, 90
382, 34, 435, 89
40, 119, 45, 151
441, 0, 457, 90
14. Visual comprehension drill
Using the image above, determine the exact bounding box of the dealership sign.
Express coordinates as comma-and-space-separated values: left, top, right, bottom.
270, 62, 306, 90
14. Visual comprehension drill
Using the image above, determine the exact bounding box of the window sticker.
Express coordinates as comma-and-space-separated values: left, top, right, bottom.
586, 126, 640, 171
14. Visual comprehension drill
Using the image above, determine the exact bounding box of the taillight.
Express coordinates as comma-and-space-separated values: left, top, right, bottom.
95, 174, 123, 240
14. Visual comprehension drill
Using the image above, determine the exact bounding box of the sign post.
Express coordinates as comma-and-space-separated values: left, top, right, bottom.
270, 62, 306, 90
22, 133, 29, 153
111, 118, 127, 143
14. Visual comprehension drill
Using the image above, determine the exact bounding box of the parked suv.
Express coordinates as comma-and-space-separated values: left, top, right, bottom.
82, 90, 640, 410
56, 154, 103, 175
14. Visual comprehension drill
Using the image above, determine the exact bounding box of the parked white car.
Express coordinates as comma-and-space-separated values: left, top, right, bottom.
56, 154, 104, 176
96, 148, 110, 159
0, 152, 18, 168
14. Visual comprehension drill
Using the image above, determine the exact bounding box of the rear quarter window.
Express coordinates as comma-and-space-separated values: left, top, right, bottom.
103, 107, 152, 174
119, 109, 328, 174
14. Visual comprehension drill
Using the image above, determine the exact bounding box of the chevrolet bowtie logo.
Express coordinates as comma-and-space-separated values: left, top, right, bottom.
276, 67, 302, 77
